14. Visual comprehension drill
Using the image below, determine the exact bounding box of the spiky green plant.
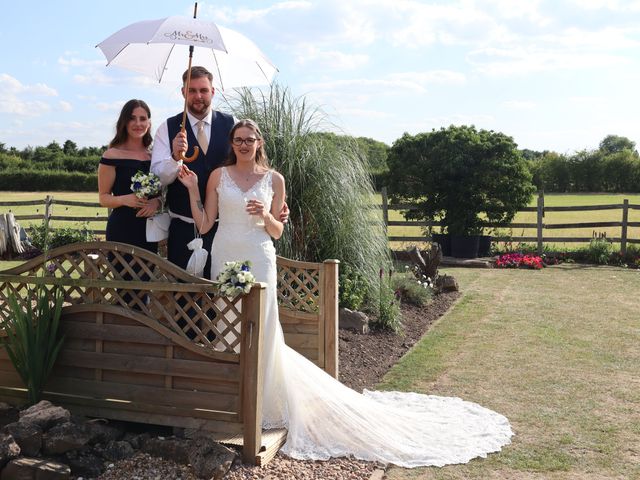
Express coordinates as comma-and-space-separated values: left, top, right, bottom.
227, 84, 391, 312
1, 285, 65, 404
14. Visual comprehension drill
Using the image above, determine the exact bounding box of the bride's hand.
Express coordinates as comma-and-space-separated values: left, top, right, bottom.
245, 199, 266, 219
177, 165, 198, 190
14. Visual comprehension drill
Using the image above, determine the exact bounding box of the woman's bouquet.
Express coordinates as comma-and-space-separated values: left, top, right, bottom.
131, 171, 162, 198
216, 260, 256, 297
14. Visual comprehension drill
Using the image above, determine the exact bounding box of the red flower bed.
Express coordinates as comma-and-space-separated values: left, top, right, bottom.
495, 253, 544, 269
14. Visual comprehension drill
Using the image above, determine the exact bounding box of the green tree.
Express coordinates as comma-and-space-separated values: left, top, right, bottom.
569, 150, 604, 192
387, 125, 535, 235
601, 150, 640, 192
63, 139, 78, 155
538, 152, 571, 192
599, 135, 636, 155
356, 137, 389, 172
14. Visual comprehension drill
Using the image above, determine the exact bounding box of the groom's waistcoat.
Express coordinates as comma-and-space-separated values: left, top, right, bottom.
166, 110, 234, 218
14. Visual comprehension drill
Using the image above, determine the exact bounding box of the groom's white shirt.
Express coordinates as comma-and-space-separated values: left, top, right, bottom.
150, 110, 214, 186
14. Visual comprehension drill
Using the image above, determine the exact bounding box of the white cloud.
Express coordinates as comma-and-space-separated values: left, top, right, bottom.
502, 100, 536, 110
0, 74, 57, 116
58, 56, 104, 68
59, 101, 73, 112
388, 70, 466, 86
293, 44, 369, 70
568, 0, 640, 11
467, 46, 629, 76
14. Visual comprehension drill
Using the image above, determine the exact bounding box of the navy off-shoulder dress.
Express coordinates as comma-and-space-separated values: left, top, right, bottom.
99, 157, 158, 254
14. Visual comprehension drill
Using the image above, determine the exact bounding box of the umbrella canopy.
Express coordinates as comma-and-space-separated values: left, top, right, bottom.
96, 16, 278, 91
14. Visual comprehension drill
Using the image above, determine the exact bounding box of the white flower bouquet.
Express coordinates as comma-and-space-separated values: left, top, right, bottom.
131, 171, 162, 198
216, 260, 256, 297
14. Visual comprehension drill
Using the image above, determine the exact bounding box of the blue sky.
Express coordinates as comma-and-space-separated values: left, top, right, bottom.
2, 0, 640, 154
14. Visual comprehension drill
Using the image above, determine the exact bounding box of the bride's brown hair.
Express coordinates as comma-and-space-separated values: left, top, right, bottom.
224, 119, 269, 168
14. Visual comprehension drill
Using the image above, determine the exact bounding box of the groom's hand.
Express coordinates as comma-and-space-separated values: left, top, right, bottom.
172, 131, 188, 161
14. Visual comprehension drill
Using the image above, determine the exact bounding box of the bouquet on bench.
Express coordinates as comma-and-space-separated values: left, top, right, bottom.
216, 260, 256, 297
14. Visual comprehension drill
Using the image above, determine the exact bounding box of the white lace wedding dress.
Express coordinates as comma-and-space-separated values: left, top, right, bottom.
210, 167, 513, 467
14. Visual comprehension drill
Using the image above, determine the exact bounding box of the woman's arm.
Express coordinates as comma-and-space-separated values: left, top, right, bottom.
262, 172, 285, 239
178, 166, 219, 234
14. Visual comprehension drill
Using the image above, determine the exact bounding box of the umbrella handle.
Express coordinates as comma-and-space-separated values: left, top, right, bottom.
179, 146, 199, 163
177, 3, 200, 164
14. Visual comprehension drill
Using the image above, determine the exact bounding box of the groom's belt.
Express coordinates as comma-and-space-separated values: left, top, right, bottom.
168, 210, 195, 224
168, 210, 218, 225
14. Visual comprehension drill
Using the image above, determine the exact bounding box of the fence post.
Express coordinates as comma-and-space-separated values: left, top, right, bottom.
381, 187, 389, 235
621, 199, 629, 256
322, 259, 339, 380
44, 195, 53, 222
536, 191, 544, 255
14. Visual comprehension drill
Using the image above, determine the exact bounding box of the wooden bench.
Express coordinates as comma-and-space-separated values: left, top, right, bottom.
0, 241, 338, 465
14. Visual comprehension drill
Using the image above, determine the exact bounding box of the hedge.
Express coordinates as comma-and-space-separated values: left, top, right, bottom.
0, 170, 97, 191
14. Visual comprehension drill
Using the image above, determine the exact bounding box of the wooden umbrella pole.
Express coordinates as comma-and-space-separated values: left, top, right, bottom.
178, 2, 200, 163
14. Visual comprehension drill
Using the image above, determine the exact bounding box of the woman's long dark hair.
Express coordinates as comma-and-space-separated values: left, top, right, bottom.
224, 119, 269, 168
109, 99, 152, 148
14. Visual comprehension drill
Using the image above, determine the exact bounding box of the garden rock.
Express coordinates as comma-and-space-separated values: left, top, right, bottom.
62, 451, 104, 479
3, 421, 42, 456
339, 308, 370, 334
436, 274, 459, 292
1, 457, 70, 480
102, 440, 135, 461
85, 419, 125, 445
0, 402, 18, 428
42, 421, 91, 455
19, 401, 70, 431
187, 436, 236, 479
141, 436, 190, 465
0, 432, 20, 468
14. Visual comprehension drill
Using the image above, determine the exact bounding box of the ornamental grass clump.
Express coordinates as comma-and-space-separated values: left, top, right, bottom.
1, 285, 65, 405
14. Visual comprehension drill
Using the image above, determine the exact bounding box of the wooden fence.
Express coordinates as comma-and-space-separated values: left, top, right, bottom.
0, 241, 339, 466
0, 195, 108, 235
3, 192, 640, 255
381, 188, 640, 255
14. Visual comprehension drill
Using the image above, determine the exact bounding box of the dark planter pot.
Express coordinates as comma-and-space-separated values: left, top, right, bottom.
431, 233, 451, 256
478, 235, 492, 257
451, 235, 480, 259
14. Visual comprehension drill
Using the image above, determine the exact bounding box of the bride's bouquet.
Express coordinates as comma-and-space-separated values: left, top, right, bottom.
131, 171, 162, 198
216, 260, 256, 297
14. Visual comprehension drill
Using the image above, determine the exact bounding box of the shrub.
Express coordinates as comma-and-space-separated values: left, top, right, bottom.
391, 271, 434, 307
0, 170, 97, 191
585, 236, 614, 265
1, 285, 65, 404
371, 268, 402, 332
338, 264, 369, 311
29, 221, 97, 252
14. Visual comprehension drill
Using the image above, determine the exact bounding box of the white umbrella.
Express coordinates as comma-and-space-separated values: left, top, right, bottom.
96, 15, 278, 91
96, 4, 278, 162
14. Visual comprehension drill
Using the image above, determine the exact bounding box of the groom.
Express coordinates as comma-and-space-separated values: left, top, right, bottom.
151, 66, 235, 279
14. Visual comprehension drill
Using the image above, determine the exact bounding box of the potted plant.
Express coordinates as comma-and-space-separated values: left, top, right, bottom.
386, 125, 535, 258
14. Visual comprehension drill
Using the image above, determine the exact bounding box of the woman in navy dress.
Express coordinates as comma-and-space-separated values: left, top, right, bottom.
98, 99, 159, 253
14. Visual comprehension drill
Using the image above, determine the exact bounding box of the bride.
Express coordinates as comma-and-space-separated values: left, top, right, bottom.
177, 119, 513, 467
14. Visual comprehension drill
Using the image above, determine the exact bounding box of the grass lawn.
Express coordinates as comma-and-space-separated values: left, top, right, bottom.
381, 264, 640, 479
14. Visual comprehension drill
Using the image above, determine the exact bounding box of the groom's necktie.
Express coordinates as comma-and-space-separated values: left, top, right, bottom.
196, 120, 208, 155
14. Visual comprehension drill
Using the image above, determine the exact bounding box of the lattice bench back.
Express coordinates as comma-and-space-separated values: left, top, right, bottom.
0, 241, 338, 464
